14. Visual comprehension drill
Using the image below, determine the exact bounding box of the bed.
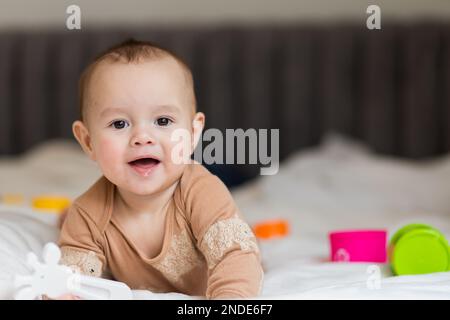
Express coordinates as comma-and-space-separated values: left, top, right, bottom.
1, 135, 450, 300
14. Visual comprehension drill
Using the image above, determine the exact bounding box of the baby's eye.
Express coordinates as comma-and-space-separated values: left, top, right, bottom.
111, 120, 129, 129
155, 117, 173, 127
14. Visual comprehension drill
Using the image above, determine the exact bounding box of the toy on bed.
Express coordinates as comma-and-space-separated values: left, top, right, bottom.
31, 196, 71, 213
328, 229, 387, 263
253, 219, 289, 240
1, 193, 25, 205
1, 194, 70, 214
13, 242, 132, 300
328, 224, 450, 276
389, 223, 450, 276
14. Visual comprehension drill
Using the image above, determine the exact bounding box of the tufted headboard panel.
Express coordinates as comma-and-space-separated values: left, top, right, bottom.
1, 24, 449, 178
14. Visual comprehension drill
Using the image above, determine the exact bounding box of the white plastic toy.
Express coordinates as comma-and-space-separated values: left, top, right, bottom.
13, 242, 133, 300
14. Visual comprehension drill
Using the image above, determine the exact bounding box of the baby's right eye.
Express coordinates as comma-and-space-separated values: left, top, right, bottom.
111, 120, 129, 129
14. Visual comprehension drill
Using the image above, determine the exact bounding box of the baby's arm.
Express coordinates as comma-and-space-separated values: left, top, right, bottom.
187, 174, 264, 299
51, 204, 106, 300
58, 204, 106, 278
199, 215, 264, 299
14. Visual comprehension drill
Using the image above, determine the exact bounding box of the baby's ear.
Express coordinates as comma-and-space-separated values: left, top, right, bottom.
191, 112, 205, 151
72, 120, 96, 161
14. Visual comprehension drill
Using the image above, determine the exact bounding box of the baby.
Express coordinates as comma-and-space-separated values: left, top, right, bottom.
58, 39, 264, 299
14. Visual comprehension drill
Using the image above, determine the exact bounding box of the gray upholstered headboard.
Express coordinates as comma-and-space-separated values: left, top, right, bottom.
0, 23, 449, 177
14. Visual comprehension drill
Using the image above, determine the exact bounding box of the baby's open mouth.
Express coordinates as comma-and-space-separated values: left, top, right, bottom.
128, 157, 161, 176
128, 158, 160, 166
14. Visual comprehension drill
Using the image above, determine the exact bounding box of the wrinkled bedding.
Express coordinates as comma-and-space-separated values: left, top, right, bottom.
1, 135, 450, 299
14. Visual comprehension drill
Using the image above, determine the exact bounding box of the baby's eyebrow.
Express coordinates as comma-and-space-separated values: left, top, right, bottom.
99, 107, 126, 118
151, 104, 181, 114
99, 105, 180, 118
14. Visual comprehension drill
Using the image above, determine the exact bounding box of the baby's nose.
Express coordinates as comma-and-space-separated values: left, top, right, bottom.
131, 132, 154, 146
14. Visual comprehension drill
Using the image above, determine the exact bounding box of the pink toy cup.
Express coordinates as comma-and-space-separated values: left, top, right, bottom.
329, 229, 387, 263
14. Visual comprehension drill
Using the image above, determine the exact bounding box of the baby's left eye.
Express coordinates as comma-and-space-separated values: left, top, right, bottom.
155, 117, 173, 127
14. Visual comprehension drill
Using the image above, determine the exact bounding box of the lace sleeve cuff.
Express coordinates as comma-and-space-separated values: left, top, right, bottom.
59, 246, 103, 277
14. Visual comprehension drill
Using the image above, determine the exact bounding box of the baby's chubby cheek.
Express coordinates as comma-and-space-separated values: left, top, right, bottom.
163, 143, 191, 176
92, 136, 126, 175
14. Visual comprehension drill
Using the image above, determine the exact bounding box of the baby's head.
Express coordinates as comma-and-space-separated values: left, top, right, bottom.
73, 39, 205, 196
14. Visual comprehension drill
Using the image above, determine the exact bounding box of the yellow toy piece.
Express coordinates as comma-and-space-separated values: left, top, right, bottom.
1, 194, 25, 205
32, 196, 71, 214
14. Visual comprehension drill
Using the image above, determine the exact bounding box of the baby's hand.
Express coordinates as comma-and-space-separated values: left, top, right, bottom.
54, 293, 81, 300
42, 294, 82, 300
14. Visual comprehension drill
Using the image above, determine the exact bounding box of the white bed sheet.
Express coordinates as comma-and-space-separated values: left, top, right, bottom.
1, 135, 450, 299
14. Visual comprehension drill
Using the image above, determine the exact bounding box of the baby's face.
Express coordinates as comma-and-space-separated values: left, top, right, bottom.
78, 57, 202, 196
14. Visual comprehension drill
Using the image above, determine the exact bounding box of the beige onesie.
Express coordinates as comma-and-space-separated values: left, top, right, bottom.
58, 163, 264, 299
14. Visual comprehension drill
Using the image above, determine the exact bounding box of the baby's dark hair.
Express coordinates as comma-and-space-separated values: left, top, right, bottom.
78, 38, 196, 122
